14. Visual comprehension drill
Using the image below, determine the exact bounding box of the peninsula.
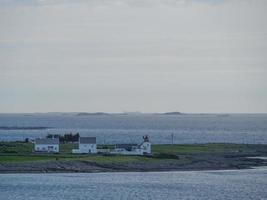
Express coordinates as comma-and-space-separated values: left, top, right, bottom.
0, 142, 267, 173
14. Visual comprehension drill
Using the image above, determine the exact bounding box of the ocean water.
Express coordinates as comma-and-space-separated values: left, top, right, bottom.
0, 113, 267, 144
0, 169, 267, 200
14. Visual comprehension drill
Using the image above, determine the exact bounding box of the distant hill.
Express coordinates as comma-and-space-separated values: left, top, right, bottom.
0, 126, 50, 130
161, 112, 184, 115
76, 112, 184, 116
76, 112, 109, 116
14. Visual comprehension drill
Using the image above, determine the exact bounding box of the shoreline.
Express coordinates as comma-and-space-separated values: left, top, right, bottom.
1, 154, 267, 174
1, 166, 267, 174
0, 166, 264, 174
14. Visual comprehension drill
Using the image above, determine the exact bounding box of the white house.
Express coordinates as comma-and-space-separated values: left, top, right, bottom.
34, 138, 59, 153
111, 136, 151, 155
72, 137, 97, 154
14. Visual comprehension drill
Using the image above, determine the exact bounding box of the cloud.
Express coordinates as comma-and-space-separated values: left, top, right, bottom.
0, 0, 266, 113
0, 0, 227, 7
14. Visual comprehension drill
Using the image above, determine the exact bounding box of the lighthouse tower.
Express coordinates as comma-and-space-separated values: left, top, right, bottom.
140, 135, 151, 154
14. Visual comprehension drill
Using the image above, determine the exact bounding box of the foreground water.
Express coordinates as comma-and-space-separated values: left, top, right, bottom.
0, 169, 267, 200
0, 113, 267, 144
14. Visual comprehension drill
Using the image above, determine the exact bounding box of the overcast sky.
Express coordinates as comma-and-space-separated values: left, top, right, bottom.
0, 0, 267, 113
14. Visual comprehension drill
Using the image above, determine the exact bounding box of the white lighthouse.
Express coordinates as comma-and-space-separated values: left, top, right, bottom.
139, 135, 151, 154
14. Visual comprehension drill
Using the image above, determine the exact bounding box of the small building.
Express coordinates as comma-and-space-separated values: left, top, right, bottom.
72, 137, 97, 154
112, 136, 151, 155
34, 138, 59, 153
139, 135, 151, 154
112, 144, 143, 155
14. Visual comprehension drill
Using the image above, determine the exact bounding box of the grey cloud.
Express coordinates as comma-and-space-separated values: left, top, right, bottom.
0, 0, 266, 113
0, 0, 226, 6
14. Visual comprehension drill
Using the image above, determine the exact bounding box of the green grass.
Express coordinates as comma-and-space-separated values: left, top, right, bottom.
60, 143, 77, 154
0, 155, 57, 163
0, 142, 153, 164
0, 142, 265, 164
0, 142, 33, 154
152, 143, 249, 154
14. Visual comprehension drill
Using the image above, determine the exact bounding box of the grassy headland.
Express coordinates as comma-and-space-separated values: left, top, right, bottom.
0, 142, 267, 173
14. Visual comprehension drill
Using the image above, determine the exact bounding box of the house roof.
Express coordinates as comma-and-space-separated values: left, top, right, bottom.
79, 137, 96, 144
35, 138, 59, 145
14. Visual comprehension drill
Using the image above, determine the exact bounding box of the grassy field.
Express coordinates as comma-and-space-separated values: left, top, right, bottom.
0, 142, 266, 164
0, 155, 56, 163
0, 142, 152, 164
152, 143, 250, 154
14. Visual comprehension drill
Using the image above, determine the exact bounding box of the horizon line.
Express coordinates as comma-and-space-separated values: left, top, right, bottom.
0, 112, 267, 115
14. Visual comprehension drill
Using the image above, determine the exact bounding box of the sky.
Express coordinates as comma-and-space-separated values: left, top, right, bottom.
0, 0, 267, 113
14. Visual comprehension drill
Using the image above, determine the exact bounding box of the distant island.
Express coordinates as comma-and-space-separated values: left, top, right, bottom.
76, 112, 185, 116
0, 126, 50, 130
160, 112, 184, 115
76, 112, 110, 116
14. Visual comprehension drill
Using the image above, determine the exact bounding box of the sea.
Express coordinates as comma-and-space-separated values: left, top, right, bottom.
1, 114, 267, 199
0, 168, 267, 200
0, 113, 267, 144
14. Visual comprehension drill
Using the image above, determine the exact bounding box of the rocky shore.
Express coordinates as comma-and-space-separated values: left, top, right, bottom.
1, 153, 266, 173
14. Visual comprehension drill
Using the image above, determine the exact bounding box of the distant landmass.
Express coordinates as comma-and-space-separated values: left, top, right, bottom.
0, 126, 50, 130
160, 112, 184, 115
76, 112, 110, 116
76, 112, 185, 116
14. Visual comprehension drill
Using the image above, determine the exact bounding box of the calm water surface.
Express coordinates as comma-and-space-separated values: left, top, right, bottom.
0, 113, 267, 144
0, 169, 267, 200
